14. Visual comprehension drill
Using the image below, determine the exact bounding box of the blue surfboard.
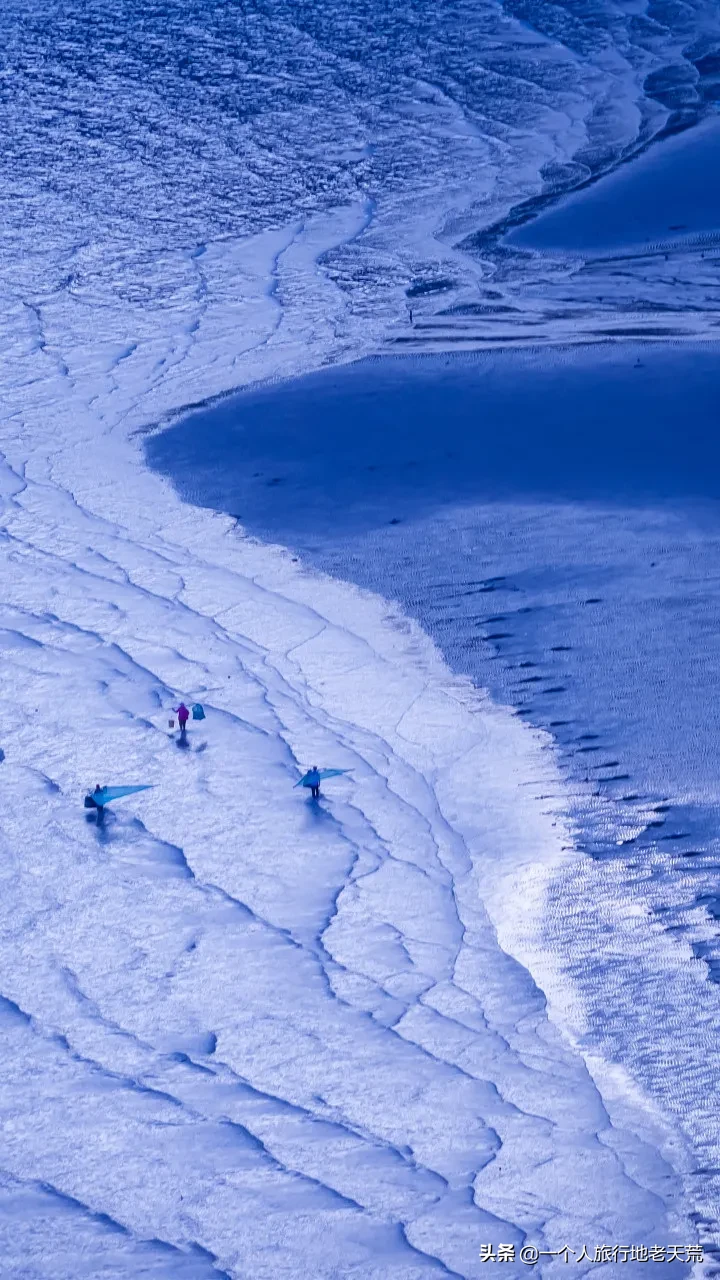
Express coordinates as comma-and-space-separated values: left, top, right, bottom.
88, 785, 153, 806
295, 769, 350, 788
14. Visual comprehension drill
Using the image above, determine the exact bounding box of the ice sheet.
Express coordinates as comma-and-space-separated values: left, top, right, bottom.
149, 343, 720, 1264
2, 0, 720, 1272
506, 114, 720, 254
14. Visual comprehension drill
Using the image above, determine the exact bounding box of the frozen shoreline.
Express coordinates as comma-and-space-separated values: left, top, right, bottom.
148, 339, 720, 1265
506, 112, 720, 256
3, 249, 708, 1277
3, 361, 696, 1276
3, 10, 720, 1268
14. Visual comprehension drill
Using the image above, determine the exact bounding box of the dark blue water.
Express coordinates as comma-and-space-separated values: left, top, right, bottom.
149, 346, 720, 518
507, 114, 720, 254
147, 341, 720, 1243
147, 343, 720, 830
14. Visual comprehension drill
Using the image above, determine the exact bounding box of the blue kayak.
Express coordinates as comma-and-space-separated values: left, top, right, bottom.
86, 785, 153, 807
295, 769, 350, 788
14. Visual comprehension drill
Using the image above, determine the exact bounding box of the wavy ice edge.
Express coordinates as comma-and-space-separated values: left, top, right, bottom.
0, 324, 704, 1278
3, 47, 719, 1254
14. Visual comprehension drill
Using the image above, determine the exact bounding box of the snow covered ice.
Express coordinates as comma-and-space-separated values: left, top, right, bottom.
3, 0, 720, 1275
1, 440, 694, 1277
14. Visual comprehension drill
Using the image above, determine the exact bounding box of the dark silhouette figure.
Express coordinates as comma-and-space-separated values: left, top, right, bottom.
84, 784, 106, 823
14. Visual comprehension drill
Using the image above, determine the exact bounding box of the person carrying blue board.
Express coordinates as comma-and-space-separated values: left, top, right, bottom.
84, 784, 153, 823
85, 784, 106, 816
295, 766, 350, 798
305, 766, 321, 799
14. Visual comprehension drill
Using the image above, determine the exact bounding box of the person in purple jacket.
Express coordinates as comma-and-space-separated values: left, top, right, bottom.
174, 703, 190, 736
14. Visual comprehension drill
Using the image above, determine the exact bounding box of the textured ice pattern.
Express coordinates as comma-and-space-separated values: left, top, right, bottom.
0, 427, 697, 1277
3, 0, 720, 1275
153, 345, 720, 1265
3, 0, 720, 394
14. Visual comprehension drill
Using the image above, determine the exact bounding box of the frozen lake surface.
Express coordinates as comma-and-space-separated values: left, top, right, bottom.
150, 341, 720, 1260
3, 0, 720, 1273
507, 114, 720, 254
